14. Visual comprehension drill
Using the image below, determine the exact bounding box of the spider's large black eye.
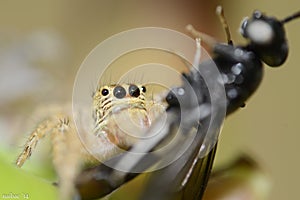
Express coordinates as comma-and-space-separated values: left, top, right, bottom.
101, 88, 109, 96
113, 86, 126, 99
129, 84, 140, 97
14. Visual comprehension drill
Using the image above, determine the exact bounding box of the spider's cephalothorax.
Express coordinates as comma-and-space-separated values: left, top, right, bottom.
93, 84, 147, 126
92, 84, 152, 149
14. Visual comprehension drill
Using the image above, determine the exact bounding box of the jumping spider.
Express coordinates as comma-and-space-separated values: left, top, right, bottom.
16, 83, 165, 199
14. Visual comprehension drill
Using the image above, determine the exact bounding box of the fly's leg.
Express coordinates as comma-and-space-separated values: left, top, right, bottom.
186, 6, 232, 46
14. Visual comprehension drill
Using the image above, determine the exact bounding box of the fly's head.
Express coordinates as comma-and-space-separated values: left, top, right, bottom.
240, 10, 300, 67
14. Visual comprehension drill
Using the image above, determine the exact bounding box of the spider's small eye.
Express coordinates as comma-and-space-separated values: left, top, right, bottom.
129, 84, 140, 97
113, 86, 126, 99
141, 86, 146, 93
101, 88, 109, 96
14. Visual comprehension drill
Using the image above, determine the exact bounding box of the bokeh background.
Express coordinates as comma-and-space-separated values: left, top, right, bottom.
0, 0, 299, 199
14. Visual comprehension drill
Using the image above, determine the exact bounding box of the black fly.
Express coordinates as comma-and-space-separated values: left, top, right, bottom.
75, 6, 300, 200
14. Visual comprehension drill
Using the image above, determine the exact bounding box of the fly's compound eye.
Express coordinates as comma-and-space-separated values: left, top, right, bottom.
101, 88, 109, 96
113, 86, 126, 99
246, 20, 274, 45
129, 84, 140, 97
141, 86, 146, 93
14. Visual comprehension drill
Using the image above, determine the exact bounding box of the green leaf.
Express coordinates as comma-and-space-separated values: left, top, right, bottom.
0, 151, 57, 200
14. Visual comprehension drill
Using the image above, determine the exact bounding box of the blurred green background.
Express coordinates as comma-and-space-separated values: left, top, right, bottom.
0, 0, 299, 199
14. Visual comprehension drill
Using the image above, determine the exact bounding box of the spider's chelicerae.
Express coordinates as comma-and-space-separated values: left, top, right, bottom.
16, 83, 165, 200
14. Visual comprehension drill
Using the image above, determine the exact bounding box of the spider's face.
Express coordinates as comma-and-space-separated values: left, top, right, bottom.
93, 84, 147, 122
92, 84, 151, 148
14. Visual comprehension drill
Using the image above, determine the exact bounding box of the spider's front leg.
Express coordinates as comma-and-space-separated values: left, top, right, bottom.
51, 116, 84, 200
16, 111, 85, 200
16, 116, 55, 167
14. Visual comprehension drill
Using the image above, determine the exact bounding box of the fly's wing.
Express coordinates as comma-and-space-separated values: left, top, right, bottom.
138, 117, 218, 200
179, 143, 217, 200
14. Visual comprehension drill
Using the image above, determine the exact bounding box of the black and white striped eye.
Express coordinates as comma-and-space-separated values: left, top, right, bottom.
113, 85, 126, 99
129, 84, 140, 97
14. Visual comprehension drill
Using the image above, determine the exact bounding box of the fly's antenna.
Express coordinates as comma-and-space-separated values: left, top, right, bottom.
281, 10, 300, 24
216, 5, 233, 45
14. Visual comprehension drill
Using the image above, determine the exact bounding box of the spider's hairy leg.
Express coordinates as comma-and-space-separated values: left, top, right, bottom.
51, 116, 83, 200
15, 105, 90, 200
16, 117, 54, 167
